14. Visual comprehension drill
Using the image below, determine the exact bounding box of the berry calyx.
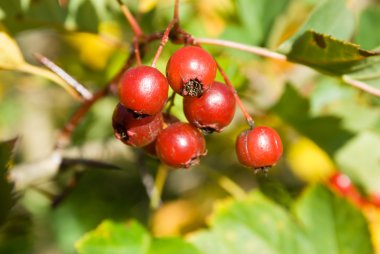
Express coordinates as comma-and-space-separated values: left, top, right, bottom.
183, 81, 236, 133
166, 46, 216, 97
118, 65, 169, 116
112, 103, 163, 147
236, 126, 283, 172
155, 122, 207, 168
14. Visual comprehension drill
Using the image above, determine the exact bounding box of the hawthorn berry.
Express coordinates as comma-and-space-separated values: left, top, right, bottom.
166, 46, 216, 97
183, 81, 236, 133
155, 122, 206, 168
236, 126, 283, 172
112, 103, 163, 147
118, 65, 169, 116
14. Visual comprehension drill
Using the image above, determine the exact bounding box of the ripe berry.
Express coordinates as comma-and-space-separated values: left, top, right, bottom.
118, 65, 169, 116
236, 126, 283, 172
112, 103, 163, 147
183, 81, 236, 133
155, 122, 207, 168
166, 46, 216, 97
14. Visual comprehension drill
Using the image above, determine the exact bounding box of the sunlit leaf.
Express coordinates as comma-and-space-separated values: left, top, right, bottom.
0, 31, 25, 70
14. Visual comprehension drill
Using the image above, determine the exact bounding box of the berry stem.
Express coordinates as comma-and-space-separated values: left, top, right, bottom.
151, 17, 178, 68
342, 76, 380, 97
216, 62, 255, 128
165, 91, 176, 115
173, 0, 179, 20
193, 37, 287, 61
116, 0, 143, 37
34, 53, 93, 101
133, 37, 142, 65
150, 164, 169, 210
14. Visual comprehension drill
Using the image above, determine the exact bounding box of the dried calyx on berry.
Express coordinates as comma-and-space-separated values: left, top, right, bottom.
112, 103, 163, 147
166, 46, 216, 97
235, 126, 283, 173
183, 81, 236, 133
118, 65, 169, 116
155, 122, 207, 168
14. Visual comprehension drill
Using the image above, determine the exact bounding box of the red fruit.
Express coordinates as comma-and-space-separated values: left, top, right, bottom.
118, 65, 169, 116
112, 103, 163, 147
236, 126, 283, 172
155, 122, 207, 168
166, 46, 216, 97
328, 172, 366, 206
183, 81, 236, 133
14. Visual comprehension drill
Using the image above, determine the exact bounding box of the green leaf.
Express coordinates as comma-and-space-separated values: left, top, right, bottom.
355, 5, 380, 50
335, 131, 380, 193
286, 30, 380, 90
0, 138, 17, 226
190, 185, 373, 254
294, 185, 373, 254
76, 220, 151, 254
279, 0, 354, 52
76, 220, 202, 254
272, 85, 354, 156
0, 31, 25, 70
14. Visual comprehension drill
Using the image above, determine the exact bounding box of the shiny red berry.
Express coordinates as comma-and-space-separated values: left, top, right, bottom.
166, 46, 216, 97
118, 65, 169, 116
112, 103, 163, 147
183, 81, 236, 133
236, 126, 283, 172
155, 122, 207, 168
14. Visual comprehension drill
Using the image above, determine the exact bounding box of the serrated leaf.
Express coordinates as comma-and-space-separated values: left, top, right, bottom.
76, 220, 201, 254
0, 31, 25, 70
279, 0, 354, 52
272, 85, 354, 156
190, 185, 373, 254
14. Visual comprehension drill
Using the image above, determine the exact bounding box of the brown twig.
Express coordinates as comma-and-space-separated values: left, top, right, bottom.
133, 37, 142, 65
116, 0, 143, 37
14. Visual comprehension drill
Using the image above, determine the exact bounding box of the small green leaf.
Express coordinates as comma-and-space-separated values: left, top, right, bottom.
147, 238, 202, 254
279, 0, 355, 52
76, 220, 151, 254
0, 31, 25, 70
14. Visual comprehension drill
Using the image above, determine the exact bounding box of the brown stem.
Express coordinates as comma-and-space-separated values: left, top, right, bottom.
151, 18, 178, 68
133, 37, 142, 65
116, 0, 143, 37
34, 53, 93, 101
216, 63, 254, 128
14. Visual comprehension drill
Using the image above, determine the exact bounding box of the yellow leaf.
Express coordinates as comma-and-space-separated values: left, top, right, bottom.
0, 31, 25, 70
287, 137, 335, 183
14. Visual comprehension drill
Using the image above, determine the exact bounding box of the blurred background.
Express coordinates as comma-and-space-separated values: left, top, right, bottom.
1, 0, 380, 253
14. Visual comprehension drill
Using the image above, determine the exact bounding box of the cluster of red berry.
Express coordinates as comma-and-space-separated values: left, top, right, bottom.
112, 45, 283, 171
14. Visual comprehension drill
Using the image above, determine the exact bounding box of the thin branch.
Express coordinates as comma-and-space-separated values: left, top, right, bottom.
137, 152, 156, 200
216, 62, 254, 128
193, 37, 287, 61
151, 18, 178, 68
150, 164, 169, 210
173, 0, 179, 21
116, 0, 143, 37
133, 38, 142, 65
34, 53, 93, 101
342, 75, 380, 97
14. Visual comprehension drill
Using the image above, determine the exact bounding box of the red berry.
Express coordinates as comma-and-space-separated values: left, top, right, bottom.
236, 126, 283, 172
112, 103, 163, 147
166, 46, 216, 97
118, 65, 169, 116
155, 122, 207, 168
183, 81, 236, 133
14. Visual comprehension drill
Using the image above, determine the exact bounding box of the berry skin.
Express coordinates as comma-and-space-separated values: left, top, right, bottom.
236, 126, 283, 172
166, 46, 216, 97
183, 81, 236, 133
112, 103, 163, 147
118, 65, 169, 116
155, 122, 207, 168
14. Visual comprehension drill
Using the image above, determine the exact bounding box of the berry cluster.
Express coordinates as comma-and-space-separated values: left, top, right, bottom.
112, 45, 283, 171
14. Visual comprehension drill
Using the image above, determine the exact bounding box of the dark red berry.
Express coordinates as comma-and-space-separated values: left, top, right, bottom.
118, 65, 169, 116
155, 122, 207, 168
183, 81, 236, 133
166, 46, 216, 97
112, 103, 163, 147
236, 126, 283, 172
